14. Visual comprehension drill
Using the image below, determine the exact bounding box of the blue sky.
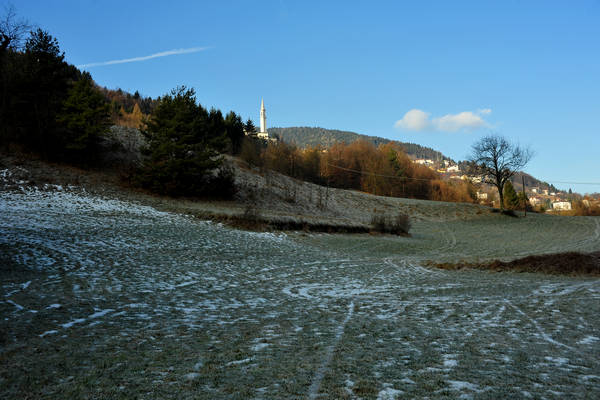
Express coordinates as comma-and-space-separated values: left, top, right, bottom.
11, 0, 600, 193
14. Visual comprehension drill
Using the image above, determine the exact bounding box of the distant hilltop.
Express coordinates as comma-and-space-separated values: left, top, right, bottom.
269, 126, 560, 195
268, 126, 450, 162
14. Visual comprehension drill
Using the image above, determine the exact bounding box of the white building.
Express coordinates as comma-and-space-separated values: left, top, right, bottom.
447, 165, 460, 173
552, 201, 572, 211
244, 98, 274, 140
257, 98, 269, 140
476, 191, 488, 200
529, 197, 542, 205
415, 159, 434, 166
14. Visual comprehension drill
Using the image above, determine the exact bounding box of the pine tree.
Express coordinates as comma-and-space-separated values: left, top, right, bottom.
503, 180, 520, 210
55, 72, 110, 164
138, 86, 232, 197
224, 111, 244, 154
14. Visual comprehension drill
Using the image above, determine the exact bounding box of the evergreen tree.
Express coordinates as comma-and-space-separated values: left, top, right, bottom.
55, 72, 111, 164
503, 180, 520, 210
19, 29, 79, 155
244, 119, 256, 135
224, 111, 244, 154
138, 86, 231, 197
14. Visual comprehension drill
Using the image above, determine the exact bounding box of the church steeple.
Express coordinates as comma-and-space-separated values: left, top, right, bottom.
260, 98, 267, 134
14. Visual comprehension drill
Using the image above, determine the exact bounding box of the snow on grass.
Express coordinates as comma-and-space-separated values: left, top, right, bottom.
1, 186, 600, 399
61, 318, 86, 329
377, 383, 404, 399
578, 335, 599, 345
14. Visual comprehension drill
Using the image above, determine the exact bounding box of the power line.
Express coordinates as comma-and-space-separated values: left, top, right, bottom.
541, 180, 600, 186
327, 163, 600, 187
327, 163, 438, 182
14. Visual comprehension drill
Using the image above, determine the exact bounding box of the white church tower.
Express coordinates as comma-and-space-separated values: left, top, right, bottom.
257, 98, 269, 139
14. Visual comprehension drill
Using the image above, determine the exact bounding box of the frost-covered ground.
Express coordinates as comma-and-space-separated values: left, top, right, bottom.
1, 186, 599, 399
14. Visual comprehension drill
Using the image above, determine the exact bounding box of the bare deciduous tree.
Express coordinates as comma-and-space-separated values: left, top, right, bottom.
0, 5, 30, 51
469, 134, 533, 210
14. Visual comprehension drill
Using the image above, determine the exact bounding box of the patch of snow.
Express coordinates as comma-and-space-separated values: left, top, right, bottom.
443, 359, 458, 368
577, 335, 599, 345
175, 281, 197, 288
377, 383, 403, 400
544, 356, 568, 365
39, 330, 58, 337
448, 380, 479, 391
226, 358, 254, 366
6, 300, 24, 311
46, 304, 61, 309
89, 309, 114, 319
184, 372, 200, 381
61, 318, 86, 328
21, 281, 31, 290
252, 343, 270, 351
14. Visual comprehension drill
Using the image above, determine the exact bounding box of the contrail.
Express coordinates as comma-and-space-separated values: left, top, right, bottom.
77, 46, 210, 68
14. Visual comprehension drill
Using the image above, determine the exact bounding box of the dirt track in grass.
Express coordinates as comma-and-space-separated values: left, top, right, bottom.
1, 159, 600, 399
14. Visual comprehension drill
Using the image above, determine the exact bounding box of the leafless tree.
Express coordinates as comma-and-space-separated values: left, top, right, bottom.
469, 134, 533, 210
0, 5, 30, 51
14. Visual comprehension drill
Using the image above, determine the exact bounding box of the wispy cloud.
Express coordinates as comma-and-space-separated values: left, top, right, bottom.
77, 46, 210, 69
394, 108, 491, 132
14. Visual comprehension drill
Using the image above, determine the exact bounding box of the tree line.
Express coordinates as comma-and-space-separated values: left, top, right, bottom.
1, 8, 244, 198
241, 138, 478, 203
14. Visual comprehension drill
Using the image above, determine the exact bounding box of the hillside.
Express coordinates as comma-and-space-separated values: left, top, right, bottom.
269, 126, 450, 162
271, 126, 561, 194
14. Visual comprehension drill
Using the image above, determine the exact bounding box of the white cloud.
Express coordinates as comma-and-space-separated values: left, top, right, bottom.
394, 109, 431, 131
433, 111, 488, 132
77, 46, 210, 69
394, 108, 491, 132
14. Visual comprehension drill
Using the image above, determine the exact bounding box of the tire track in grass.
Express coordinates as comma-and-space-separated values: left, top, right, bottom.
307, 300, 355, 400
504, 300, 575, 352
306, 255, 407, 398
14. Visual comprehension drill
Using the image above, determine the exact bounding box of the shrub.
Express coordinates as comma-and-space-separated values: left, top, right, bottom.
370, 213, 411, 235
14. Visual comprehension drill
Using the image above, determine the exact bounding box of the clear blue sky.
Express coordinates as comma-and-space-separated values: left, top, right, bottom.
10, 0, 600, 193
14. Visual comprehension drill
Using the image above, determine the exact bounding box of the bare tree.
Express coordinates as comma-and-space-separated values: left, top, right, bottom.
0, 5, 30, 51
469, 134, 533, 210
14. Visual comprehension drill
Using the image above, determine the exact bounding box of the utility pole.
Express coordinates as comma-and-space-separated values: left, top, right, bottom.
522, 175, 527, 218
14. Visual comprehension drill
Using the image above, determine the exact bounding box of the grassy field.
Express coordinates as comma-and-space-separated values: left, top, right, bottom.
1, 185, 599, 399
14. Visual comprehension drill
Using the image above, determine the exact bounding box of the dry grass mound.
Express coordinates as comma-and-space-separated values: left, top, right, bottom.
429, 251, 600, 276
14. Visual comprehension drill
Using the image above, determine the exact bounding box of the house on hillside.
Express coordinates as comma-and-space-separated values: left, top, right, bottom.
415, 159, 434, 166
447, 165, 460, 173
529, 197, 542, 206
552, 201, 572, 211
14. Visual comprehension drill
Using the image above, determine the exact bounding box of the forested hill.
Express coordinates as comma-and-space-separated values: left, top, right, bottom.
268, 127, 451, 161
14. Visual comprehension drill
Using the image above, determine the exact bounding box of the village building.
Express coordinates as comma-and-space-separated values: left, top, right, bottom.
552, 201, 572, 211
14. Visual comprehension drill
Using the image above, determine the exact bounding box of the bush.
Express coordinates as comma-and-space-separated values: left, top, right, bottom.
370, 213, 411, 235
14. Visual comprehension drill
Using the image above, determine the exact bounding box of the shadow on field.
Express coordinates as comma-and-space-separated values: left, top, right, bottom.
428, 251, 600, 276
